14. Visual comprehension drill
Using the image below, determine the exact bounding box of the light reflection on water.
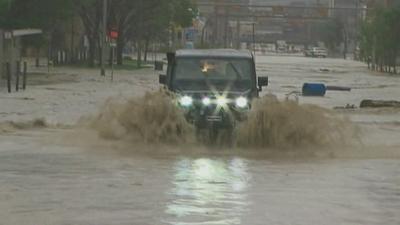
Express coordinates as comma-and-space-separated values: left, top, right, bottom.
165, 158, 251, 225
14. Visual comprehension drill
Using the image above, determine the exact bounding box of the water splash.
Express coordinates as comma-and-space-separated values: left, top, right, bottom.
236, 95, 356, 150
86, 91, 357, 151
88, 90, 194, 144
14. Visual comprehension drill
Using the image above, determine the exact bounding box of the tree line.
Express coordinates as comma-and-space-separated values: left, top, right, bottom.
1, 0, 197, 66
359, 6, 400, 74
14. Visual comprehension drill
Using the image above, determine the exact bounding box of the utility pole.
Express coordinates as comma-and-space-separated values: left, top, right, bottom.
354, 0, 359, 60
236, 20, 241, 49
70, 18, 75, 64
0, 29, 3, 81
100, 0, 107, 76
252, 22, 256, 56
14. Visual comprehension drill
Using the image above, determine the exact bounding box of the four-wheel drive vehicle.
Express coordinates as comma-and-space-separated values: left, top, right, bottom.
305, 47, 328, 58
159, 49, 269, 142
304, 48, 313, 57
312, 47, 328, 58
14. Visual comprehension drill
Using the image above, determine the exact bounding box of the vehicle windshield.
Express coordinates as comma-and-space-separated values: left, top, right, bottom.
172, 58, 253, 91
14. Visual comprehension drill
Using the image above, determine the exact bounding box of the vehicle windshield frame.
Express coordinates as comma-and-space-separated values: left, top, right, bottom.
171, 56, 255, 92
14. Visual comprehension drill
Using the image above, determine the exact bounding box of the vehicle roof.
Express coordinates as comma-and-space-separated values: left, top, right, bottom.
175, 49, 253, 59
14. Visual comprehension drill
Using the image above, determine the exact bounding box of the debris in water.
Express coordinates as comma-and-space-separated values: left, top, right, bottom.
326, 86, 351, 92
320, 68, 330, 72
360, 99, 400, 108
285, 91, 301, 102
302, 83, 352, 97
334, 104, 357, 110
302, 83, 326, 96
0, 119, 48, 134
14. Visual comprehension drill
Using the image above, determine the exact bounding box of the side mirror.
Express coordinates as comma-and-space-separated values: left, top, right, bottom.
154, 61, 164, 71
159, 74, 166, 85
258, 76, 269, 91
167, 52, 176, 65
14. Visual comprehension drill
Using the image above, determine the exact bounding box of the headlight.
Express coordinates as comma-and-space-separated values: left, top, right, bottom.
216, 96, 228, 106
202, 97, 211, 106
235, 97, 248, 108
180, 96, 193, 107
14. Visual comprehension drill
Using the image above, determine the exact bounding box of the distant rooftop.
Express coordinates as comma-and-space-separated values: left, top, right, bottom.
176, 49, 253, 59
249, 0, 330, 5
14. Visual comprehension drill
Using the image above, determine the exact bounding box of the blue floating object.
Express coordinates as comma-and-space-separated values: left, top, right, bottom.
302, 83, 327, 96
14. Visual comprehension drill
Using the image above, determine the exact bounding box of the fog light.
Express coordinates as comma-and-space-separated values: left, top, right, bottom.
236, 97, 248, 108
217, 97, 228, 106
202, 97, 211, 106
180, 96, 193, 107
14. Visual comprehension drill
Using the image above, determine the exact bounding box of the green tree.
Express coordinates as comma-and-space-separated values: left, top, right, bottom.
359, 6, 400, 73
1, 0, 75, 65
108, 0, 196, 65
2, 0, 196, 67
73, 0, 103, 67
312, 18, 344, 51
0, 0, 12, 27
1, 0, 73, 29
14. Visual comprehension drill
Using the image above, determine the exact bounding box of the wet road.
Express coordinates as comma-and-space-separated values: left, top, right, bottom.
1, 55, 400, 224
0, 134, 399, 225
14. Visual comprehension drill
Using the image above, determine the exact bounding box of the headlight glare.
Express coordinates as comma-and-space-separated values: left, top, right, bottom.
180, 96, 193, 107
217, 97, 228, 106
202, 97, 211, 106
236, 97, 248, 108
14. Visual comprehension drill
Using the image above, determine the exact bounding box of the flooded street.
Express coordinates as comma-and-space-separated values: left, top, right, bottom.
1, 55, 400, 224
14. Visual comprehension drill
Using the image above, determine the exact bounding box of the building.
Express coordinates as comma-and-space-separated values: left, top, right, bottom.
367, 0, 398, 8
1, 29, 41, 90
332, 0, 366, 55
196, 0, 251, 47
196, 0, 367, 49
1, 30, 23, 88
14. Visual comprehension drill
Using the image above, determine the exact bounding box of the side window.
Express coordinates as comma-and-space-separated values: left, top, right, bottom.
175, 59, 202, 79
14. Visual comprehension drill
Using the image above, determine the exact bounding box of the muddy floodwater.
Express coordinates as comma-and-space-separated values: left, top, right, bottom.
0, 55, 399, 225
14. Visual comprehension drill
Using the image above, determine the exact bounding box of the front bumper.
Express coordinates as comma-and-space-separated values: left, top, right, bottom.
182, 101, 249, 129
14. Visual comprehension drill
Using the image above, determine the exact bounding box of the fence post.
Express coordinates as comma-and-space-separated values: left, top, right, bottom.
23, 61, 27, 90
62, 50, 65, 64
6, 62, 11, 93
15, 61, 20, 92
